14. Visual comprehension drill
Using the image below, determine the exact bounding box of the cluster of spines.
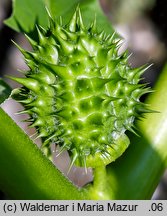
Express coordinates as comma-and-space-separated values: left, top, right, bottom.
11, 7, 152, 168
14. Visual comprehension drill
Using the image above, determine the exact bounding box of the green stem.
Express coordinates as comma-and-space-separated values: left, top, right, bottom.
88, 166, 112, 199
0, 107, 89, 199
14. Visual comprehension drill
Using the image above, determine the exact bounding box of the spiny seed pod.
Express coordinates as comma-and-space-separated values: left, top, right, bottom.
11, 7, 152, 168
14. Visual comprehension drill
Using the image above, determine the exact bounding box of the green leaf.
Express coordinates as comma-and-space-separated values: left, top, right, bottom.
44, 0, 114, 34
5, 0, 114, 35
4, 0, 48, 33
0, 78, 12, 104
0, 107, 88, 199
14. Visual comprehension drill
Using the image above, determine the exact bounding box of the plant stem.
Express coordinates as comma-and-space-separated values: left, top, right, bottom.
88, 166, 113, 199
0, 107, 89, 199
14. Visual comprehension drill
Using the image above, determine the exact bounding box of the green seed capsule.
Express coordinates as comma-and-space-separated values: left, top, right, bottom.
11, 7, 151, 168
